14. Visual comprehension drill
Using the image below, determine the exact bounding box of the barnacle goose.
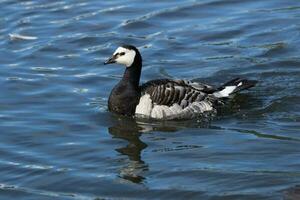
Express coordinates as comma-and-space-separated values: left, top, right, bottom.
104, 45, 257, 120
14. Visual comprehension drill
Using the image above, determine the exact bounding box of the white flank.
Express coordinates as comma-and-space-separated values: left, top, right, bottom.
151, 105, 168, 119
9, 33, 37, 40
136, 97, 213, 120
213, 86, 236, 98
150, 103, 183, 119
135, 94, 152, 117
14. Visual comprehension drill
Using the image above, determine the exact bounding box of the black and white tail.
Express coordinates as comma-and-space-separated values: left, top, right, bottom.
213, 78, 257, 98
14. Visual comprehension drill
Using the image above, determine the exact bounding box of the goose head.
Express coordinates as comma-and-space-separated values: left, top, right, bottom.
104, 45, 141, 67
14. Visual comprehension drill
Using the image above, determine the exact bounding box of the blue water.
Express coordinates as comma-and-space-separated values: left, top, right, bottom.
1, 0, 300, 199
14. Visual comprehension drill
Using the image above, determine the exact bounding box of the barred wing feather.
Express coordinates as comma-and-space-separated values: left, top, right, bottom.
136, 79, 217, 119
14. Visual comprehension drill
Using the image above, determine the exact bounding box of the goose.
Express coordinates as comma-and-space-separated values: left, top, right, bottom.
104, 45, 257, 120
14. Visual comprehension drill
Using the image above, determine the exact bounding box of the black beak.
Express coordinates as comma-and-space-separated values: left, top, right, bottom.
104, 55, 116, 65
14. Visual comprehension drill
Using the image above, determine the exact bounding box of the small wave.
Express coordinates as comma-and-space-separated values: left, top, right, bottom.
0, 183, 89, 199
119, 1, 205, 28
9, 33, 37, 40
73, 88, 89, 94
152, 145, 202, 153
50, 5, 126, 25
231, 128, 300, 142
31, 67, 62, 72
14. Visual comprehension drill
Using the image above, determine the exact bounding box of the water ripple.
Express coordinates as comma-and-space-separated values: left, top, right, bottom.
1, 0, 300, 199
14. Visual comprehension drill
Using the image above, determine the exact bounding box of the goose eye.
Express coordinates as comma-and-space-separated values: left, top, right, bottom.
119, 52, 125, 56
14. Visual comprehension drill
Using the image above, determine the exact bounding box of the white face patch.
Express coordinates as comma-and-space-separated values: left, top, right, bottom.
113, 47, 136, 67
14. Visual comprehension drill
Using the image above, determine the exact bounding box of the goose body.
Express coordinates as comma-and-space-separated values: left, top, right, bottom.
104, 45, 257, 120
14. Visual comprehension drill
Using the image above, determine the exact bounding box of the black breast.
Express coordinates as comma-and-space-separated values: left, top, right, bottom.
108, 82, 140, 116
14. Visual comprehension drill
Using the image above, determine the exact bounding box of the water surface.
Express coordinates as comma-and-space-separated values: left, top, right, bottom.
1, 0, 300, 199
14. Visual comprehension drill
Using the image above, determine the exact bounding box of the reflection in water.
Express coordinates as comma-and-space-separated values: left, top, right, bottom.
107, 114, 212, 184
108, 116, 148, 183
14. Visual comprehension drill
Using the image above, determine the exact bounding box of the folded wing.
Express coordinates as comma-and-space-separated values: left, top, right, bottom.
136, 79, 218, 119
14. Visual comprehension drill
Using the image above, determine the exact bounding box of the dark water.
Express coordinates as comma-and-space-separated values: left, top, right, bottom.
1, 0, 300, 199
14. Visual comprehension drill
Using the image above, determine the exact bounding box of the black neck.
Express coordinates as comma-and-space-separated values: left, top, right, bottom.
121, 52, 142, 89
